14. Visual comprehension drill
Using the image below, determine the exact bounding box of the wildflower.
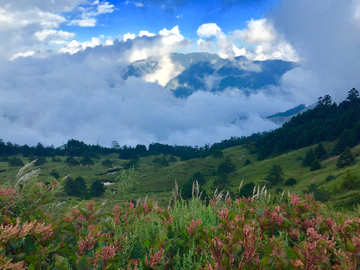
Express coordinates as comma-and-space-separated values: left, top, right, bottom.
186, 218, 203, 236
145, 247, 165, 268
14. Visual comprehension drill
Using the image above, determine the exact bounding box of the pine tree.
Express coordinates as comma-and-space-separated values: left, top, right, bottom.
337, 147, 355, 168
302, 149, 316, 167
310, 159, 322, 171
90, 180, 106, 197
265, 164, 284, 185
314, 143, 327, 160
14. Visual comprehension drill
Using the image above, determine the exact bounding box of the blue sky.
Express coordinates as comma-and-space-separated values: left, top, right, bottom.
1, 0, 360, 147
64, 0, 278, 43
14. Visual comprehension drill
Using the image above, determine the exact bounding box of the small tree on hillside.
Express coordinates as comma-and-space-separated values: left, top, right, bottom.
310, 159, 322, 171
302, 149, 316, 167
337, 147, 355, 168
101, 159, 113, 168
315, 143, 327, 160
90, 180, 106, 197
265, 164, 284, 185
239, 182, 255, 198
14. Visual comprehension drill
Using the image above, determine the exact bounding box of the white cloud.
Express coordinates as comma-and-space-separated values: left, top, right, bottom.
139, 30, 156, 37
10, 50, 35, 61
68, 1, 114, 27
35, 29, 75, 42
97, 2, 115, 14
196, 20, 298, 62
234, 19, 275, 44
125, 1, 144, 7
68, 18, 97, 27
59, 37, 101, 54
123, 33, 136, 41
0, 7, 66, 31
197, 23, 222, 37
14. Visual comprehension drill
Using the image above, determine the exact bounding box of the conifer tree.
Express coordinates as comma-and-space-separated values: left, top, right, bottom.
337, 147, 355, 168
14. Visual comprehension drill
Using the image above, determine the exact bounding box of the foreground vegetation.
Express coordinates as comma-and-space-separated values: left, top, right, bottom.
1, 163, 360, 269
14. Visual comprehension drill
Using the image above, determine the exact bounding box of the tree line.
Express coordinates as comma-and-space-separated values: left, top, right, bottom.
255, 88, 360, 160
0, 133, 262, 161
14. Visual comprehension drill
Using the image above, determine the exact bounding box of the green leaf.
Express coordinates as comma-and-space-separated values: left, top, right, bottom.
143, 240, 151, 248
136, 205, 144, 215
264, 244, 272, 255
25, 255, 36, 265
30, 216, 36, 222
346, 240, 355, 252
77, 256, 93, 270
286, 247, 297, 260
159, 229, 167, 244
29, 264, 35, 270
260, 256, 269, 265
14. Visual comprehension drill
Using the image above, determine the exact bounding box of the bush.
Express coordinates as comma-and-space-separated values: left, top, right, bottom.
90, 180, 106, 197
325, 175, 336, 182
50, 171, 60, 178
337, 147, 355, 168
304, 184, 330, 203
168, 155, 177, 163
8, 157, 24, 167
153, 156, 169, 167
35, 156, 47, 166
244, 159, 251, 166
52, 157, 62, 162
310, 159, 322, 171
302, 149, 316, 167
285, 177, 297, 186
264, 164, 284, 185
64, 156, 80, 166
239, 182, 255, 198
212, 148, 223, 158
341, 170, 359, 190
217, 157, 236, 175
101, 158, 113, 167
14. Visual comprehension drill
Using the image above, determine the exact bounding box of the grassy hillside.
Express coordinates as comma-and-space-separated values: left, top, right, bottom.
1, 140, 359, 211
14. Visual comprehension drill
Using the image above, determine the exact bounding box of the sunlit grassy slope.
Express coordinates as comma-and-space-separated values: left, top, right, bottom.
1, 141, 359, 209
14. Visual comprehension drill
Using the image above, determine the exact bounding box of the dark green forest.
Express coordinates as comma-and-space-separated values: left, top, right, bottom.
256, 88, 360, 160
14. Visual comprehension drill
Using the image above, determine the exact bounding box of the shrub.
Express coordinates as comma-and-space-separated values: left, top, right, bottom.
310, 159, 322, 171
168, 155, 177, 163
35, 156, 47, 166
64, 156, 80, 166
264, 164, 284, 185
101, 158, 113, 167
90, 180, 106, 197
212, 148, 223, 158
337, 147, 355, 168
325, 175, 336, 182
52, 156, 62, 162
304, 184, 330, 203
341, 170, 359, 190
8, 157, 24, 167
50, 171, 60, 178
239, 182, 255, 198
153, 156, 169, 166
244, 158, 251, 166
285, 177, 297, 186
303, 149, 316, 167
217, 156, 235, 175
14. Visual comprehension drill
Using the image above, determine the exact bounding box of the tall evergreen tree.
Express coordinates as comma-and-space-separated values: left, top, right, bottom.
337, 147, 355, 168
314, 143, 327, 160
265, 164, 284, 185
346, 88, 360, 103
302, 149, 317, 167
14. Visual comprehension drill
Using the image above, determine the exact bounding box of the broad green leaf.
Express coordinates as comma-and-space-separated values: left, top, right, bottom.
143, 240, 150, 248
